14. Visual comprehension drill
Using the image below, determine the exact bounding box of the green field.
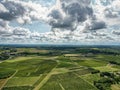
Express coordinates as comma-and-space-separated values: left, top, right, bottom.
41, 73, 98, 90
5, 77, 40, 87
74, 60, 108, 67
111, 84, 120, 90
81, 74, 100, 84
0, 46, 120, 90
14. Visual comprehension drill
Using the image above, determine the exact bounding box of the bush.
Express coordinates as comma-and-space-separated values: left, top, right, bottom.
0, 52, 10, 60
91, 70, 100, 74
109, 61, 120, 65
100, 72, 114, 78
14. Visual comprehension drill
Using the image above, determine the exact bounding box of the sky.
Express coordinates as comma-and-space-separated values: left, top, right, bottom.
0, 0, 120, 45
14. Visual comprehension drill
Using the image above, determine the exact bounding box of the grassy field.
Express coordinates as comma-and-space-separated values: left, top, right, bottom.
94, 65, 119, 72
81, 74, 100, 85
0, 68, 16, 79
0, 46, 120, 90
5, 77, 40, 87
111, 84, 120, 90
41, 73, 98, 90
74, 60, 108, 67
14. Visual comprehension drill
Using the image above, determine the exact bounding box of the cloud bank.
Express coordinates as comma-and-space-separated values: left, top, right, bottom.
0, 0, 120, 44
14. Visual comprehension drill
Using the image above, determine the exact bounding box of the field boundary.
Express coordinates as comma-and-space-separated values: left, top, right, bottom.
33, 66, 57, 90
74, 73, 98, 90
59, 83, 65, 90
0, 70, 18, 90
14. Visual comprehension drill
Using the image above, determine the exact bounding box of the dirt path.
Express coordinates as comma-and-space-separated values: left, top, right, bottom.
0, 70, 18, 90
74, 73, 98, 90
33, 67, 57, 90
59, 83, 65, 90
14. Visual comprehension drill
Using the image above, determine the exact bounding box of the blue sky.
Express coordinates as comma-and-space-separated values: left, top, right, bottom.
10, 21, 51, 33
10, 0, 55, 33
0, 0, 120, 45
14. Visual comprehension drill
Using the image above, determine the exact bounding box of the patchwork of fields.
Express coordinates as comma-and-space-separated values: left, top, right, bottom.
0, 46, 120, 90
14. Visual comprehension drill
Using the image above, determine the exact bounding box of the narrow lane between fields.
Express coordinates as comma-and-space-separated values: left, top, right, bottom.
0, 70, 18, 90
33, 66, 57, 90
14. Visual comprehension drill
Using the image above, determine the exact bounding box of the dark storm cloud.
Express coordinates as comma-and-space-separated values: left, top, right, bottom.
0, 1, 26, 21
48, 0, 106, 31
85, 20, 106, 30
49, 0, 92, 30
112, 31, 120, 35
62, 2, 93, 22
104, 8, 118, 18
